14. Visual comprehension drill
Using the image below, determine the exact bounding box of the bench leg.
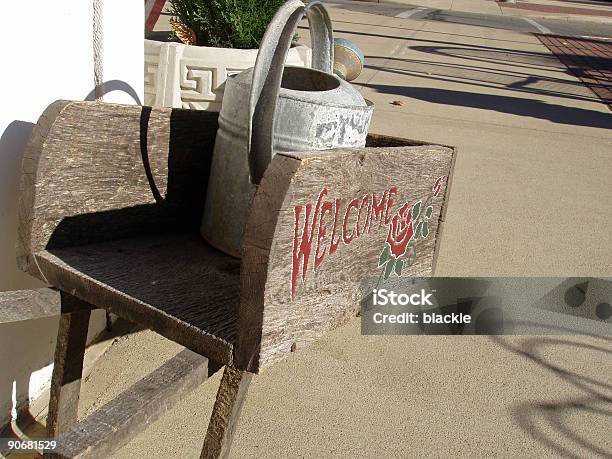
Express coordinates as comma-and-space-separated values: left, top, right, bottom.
46, 293, 92, 436
200, 365, 252, 459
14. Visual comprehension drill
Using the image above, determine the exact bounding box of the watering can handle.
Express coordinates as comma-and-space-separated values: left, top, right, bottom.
248, 0, 334, 185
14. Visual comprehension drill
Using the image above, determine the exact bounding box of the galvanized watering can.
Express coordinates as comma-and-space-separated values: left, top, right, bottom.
201, 0, 373, 257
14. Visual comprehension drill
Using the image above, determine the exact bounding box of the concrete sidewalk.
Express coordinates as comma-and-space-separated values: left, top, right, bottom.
76, 4, 611, 458
328, 6, 612, 277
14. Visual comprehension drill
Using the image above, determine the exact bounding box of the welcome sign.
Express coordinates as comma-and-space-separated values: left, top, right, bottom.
237, 140, 456, 371
291, 177, 446, 297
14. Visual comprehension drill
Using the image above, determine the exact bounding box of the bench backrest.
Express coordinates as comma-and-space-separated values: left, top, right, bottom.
17, 101, 218, 274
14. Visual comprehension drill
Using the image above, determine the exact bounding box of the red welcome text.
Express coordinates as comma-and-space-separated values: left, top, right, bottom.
291, 186, 397, 297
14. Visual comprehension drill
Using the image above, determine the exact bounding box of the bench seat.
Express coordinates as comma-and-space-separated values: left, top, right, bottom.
32, 232, 240, 365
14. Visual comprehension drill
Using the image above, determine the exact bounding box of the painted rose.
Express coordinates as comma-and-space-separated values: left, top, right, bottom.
386, 203, 413, 258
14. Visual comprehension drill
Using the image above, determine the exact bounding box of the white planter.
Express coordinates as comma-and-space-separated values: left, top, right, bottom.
145, 39, 312, 111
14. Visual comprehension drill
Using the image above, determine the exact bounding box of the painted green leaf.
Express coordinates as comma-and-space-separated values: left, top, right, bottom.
422, 222, 429, 238
384, 258, 395, 279
378, 244, 391, 267
412, 201, 421, 221
395, 258, 404, 276
414, 222, 422, 239
425, 206, 433, 218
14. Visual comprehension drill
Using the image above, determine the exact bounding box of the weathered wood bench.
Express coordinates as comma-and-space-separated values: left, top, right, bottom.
16, 100, 456, 458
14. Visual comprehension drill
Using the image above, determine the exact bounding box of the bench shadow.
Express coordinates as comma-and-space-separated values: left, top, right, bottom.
83, 79, 142, 105
46, 106, 217, 250
0, 318, 143, 457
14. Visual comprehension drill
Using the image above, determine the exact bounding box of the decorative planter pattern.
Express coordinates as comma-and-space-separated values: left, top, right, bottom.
145, 39, 312, 111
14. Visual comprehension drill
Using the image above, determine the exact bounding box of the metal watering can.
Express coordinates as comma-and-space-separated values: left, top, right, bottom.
201, 0, 373, 257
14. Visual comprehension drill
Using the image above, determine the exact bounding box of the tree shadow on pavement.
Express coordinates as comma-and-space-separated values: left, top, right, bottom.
364, 56, 598, 103
332, 19, 536, 45
491, 335, 612, 457
425, 9, 537, 34
364, 84, 611, 129
511, 395, 611, 458
409, 44, 568, 70
333, 27, 594, 72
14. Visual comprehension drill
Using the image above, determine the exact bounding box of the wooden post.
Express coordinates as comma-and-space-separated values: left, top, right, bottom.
46, 292, 92, 436
200, 366, 253, 459
45, 349, 211, 459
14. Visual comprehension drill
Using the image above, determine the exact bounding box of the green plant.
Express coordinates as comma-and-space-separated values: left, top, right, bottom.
170, 0, 287, 49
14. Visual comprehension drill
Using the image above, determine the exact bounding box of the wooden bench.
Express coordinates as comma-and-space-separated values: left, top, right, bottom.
16, 100, 456, 458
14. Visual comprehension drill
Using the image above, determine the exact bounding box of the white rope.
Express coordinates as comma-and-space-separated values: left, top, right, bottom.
93, 0, 104, 101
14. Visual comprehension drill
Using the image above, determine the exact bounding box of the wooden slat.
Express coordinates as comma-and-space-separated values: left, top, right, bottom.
17, 101, 219, 279
45, 349, 210, 459
238, 141, 457, 371
201, 366, 253, 459
366, 132, 430, 148
0, 288, 60, 324
432, 144, 458, 273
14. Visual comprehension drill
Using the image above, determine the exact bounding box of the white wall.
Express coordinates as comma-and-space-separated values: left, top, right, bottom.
0, 0, 144, 428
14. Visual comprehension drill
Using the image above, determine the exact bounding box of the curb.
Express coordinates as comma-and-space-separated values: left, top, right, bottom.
519, 14, 612, 25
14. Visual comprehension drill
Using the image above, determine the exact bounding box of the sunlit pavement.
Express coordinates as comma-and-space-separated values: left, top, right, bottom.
317, 0, 612, 37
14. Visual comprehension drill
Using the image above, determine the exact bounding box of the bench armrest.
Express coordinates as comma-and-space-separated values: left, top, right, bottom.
238, 140, 456, 372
